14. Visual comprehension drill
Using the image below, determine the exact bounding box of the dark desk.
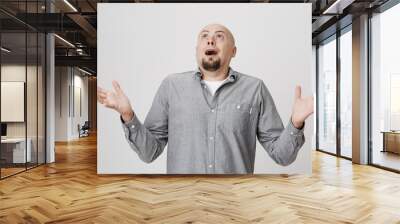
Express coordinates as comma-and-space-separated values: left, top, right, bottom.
381, 131, 400, 154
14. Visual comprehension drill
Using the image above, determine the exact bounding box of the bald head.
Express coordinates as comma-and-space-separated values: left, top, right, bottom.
199, 23, 236, 46
196, 23, 237, 73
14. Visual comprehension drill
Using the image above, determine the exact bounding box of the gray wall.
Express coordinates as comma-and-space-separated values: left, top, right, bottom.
98, 3, 314, 174
55, 67, 89, 141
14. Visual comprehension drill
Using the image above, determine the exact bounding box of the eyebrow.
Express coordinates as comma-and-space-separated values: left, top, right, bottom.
199, 30, 226, 35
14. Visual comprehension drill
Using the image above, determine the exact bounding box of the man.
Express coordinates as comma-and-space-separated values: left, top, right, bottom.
97, 23, 314, 174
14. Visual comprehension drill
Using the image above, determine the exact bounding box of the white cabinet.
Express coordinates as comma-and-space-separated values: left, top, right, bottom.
1, 138, 32, 163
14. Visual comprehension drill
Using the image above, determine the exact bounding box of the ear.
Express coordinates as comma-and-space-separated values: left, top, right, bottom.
232, 46, 237, 58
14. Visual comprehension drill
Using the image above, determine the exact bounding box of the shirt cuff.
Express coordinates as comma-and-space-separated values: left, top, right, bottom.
120, 114, 141, 133
287, 119, 304, 136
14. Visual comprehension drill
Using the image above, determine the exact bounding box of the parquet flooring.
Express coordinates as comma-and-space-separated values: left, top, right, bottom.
1, 167, 26, 178
0, 134, 399, 223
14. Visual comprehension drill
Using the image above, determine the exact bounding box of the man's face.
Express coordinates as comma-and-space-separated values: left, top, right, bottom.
196, 24, 236, 72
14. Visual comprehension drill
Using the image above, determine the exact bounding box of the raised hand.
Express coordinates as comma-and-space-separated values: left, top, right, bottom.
97, 80, 134, 122
291, 85, 314, 129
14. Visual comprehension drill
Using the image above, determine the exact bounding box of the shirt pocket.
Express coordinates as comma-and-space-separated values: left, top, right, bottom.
219, 102, 257, 133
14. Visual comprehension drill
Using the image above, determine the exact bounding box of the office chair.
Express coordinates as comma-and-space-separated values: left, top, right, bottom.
79, 121, 90, 138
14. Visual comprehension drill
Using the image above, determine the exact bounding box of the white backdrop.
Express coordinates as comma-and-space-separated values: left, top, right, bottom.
98, 3, 313, 174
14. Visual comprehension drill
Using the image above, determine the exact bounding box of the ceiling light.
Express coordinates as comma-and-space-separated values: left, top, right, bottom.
1, 47, 11, 53
54, 34, 75, 48
78, 67, 93, 76
63, 0, 78, 12
323, 0, 354, 15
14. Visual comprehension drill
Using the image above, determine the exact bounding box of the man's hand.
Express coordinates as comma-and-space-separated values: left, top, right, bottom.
291, 85, 314, 129
97, 80, 134, 122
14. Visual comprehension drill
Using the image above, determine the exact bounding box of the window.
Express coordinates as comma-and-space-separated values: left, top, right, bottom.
339, 28, 352, 158
371, 2, 400, 171
318, 36, 337, 154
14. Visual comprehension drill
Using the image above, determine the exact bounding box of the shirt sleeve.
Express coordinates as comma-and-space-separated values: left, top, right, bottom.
256, 80, 305, 166
120, 77, 169, 163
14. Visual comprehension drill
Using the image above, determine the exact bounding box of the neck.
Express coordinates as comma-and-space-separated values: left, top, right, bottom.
200, 66, 229, 81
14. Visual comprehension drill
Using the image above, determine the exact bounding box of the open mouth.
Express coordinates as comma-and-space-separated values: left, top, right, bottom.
205, 49, 218, 56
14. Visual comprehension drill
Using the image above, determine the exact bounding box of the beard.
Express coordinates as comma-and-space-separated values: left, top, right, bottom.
202, 57, 221, 72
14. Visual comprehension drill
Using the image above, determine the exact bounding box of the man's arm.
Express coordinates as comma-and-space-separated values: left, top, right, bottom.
98, 78, 169, 163
120, 78, 169, 163
256, 81, 306, 166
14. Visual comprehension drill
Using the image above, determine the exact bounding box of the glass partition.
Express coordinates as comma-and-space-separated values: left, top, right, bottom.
38, 32, 45, 165
0, 1, 46, 179
27, 30, 38, 169
1, 31, 28, 177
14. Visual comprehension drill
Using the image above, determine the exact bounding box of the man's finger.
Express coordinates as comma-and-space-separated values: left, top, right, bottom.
97, 86, 107, 94
97, 95, 105, 104
98, 96, 106, 103
112, 80, 123, 94
294, 85, 301, 100
98, 90, 107, 98
97, 90, 104, 100
98, 96, 106, 104
97, 95, 107, 104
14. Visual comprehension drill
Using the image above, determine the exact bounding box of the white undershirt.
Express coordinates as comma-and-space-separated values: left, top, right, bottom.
203, 77, 229, 96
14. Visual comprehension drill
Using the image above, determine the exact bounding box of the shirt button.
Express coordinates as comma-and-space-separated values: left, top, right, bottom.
211, 109, 215, 113
131, 125, 135, 129
208, 164, 213, 168
237, 105, 241, 109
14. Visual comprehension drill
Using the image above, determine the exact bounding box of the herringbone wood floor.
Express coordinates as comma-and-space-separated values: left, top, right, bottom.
0, 134, 400, 224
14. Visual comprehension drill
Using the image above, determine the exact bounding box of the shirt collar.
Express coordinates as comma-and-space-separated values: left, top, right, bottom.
194, 67, 238, 82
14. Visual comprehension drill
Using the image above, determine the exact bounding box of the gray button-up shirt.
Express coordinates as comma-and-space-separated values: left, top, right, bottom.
121, 68, 305, 174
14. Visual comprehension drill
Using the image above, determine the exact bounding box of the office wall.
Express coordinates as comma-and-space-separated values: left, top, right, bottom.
72, 72, 89, 138
54, 67, 89, 141
88, 77, 97, 131
55, 67, 69, 141
1, 65, 42, 138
